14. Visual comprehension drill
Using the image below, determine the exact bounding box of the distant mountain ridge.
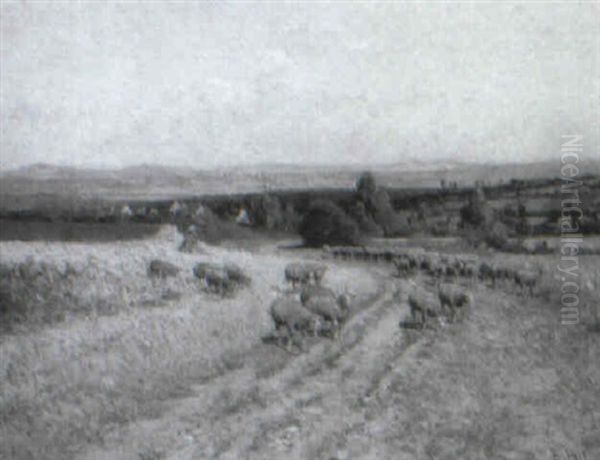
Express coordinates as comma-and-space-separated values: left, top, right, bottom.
5, 158, 597, 178
1, 159, 599, 205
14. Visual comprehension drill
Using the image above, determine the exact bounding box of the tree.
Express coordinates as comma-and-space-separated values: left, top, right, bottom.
299, 199, 361, 247
356, 171, 377, 203
460, 186, 487, 228
354, 171, 407, 237
260, 194, 284, 230
485, 220, 510, 250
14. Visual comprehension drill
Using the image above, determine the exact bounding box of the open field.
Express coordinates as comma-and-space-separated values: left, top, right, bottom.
0, 220, 163, 242
1, 226, 599, 459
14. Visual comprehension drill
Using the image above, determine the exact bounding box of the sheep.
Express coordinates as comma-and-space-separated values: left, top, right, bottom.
337, 247, 353, 260
478, 261, 496, 286
312, 265, 327, 285
419, 254, 433, 272
407, 254, 419, 270
420, 253, 442, 277
148, 259, 180, 279
202, 266, 232, 295
393, 257, 412, 277
192, 262, 212, 280
445, 264, 459, 280
301, 289, 349, 337
193, 262, 249, 296
460, 261, 477, 279
451, 257, 464, 274
407, 285, 441, 328
429, 263, 445, 279
299, 285, 336, 305
513, 269, 539, 296
223, 262, 251, 286
270, 296, 323, 350
284, 262, 326, 288
493, 264, 513, 287
284, 263, 313, 287
438, 282, 472, 322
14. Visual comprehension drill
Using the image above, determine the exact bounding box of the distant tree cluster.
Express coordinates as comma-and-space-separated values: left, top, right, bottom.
299, 199, 360, 247
298, 171, 410, 247
246, 193, 302, 232
459, 185, 514, 250
354, 172, 409, 237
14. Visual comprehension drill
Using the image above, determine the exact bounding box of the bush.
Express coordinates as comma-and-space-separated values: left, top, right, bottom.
176, 205, 255, 249
485, 221, 510, 250
460, 186, 490, 228
299, 199, 361, 247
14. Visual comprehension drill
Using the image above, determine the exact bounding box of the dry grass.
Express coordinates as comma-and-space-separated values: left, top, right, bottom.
0, 226, 377, 460
1, 226, 597, 459
484, 252, 599, 327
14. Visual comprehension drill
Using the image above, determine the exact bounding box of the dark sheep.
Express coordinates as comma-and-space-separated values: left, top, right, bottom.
514, 269, 539, 296
148, 259, 180, 279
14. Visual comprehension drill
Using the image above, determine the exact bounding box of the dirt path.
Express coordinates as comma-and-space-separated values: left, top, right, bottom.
76, 266, 599, 460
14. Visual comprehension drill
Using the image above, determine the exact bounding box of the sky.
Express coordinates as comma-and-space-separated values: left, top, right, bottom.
1, 1, 598, 170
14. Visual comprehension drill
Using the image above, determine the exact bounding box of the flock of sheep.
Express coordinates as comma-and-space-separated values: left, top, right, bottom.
392, 250, 544, 328
392, 251, 543, 296
326, 245, 544, 332
150, 244, 544, 352
149, 257, 351, 352
148, 258, 252, 296
327, 246, 543, 296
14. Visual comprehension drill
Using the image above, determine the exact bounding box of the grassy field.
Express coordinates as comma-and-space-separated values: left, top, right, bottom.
0, 226, 378, 459
0, 219, 163, 242
0, 226, 598, 459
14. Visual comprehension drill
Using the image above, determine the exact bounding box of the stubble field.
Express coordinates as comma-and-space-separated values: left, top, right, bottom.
1, 226, 599, 459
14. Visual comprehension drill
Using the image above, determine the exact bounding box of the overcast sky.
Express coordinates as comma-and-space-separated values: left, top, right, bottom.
1, 1, 598, 170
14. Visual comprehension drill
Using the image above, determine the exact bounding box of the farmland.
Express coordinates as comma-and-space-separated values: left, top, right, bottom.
1, 160, 599, 460
2, 161, 599, 239
1, 222, 599, 459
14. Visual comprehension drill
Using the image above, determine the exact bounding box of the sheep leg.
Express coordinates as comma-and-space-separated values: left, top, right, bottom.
274, 323, 288, 350
331, 319, 340, 341
440, 299, 451, 323
449, 304, 457, 323
284, 324, 297, 352
292, 329, 306, 352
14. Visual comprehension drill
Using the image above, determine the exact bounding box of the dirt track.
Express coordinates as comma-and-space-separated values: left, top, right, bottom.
77, 264, 599, 460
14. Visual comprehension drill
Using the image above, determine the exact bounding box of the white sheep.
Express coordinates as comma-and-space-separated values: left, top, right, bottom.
284, 262, 326, 288
438, 282, 472, 322
407, 284, 441, 328
270, 295, 323, 350
300, 286, 349, 338
513, 269, 539, 296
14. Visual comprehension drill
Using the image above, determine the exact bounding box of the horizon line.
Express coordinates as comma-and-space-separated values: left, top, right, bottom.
0, 157, 578, 174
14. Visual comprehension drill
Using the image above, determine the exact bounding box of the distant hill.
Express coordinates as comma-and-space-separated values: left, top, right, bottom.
1, 159, 599, 211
